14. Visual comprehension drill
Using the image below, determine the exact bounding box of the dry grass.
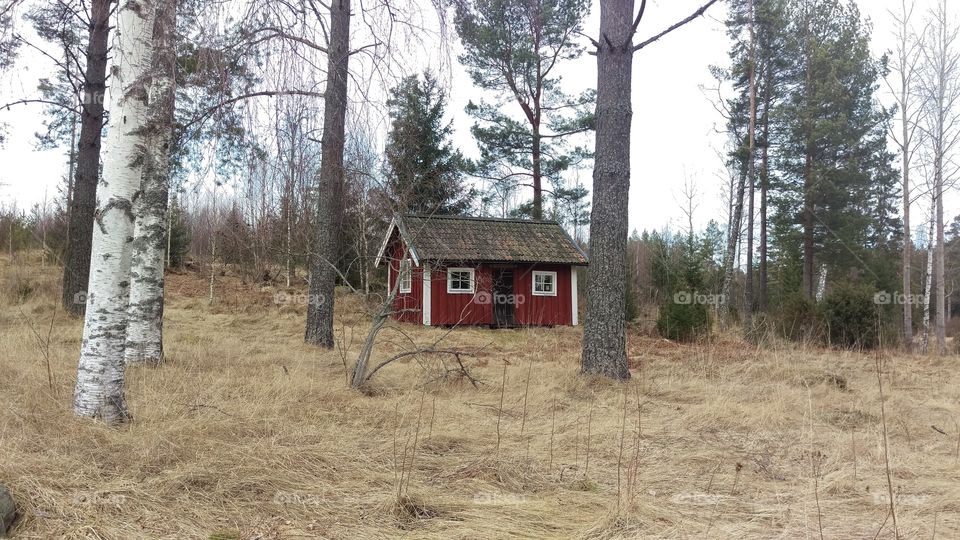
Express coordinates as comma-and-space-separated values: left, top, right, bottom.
1, 252, 959, 539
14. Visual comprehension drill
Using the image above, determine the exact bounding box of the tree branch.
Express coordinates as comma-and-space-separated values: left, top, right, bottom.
181, 90, 324, 130
633, 0, 720, 52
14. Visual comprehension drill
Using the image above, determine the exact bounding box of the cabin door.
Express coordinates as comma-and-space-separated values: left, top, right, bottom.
492, 268, 515, 328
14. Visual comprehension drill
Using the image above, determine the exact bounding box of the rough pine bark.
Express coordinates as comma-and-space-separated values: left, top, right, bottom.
580, 0, 633, 380
125, 0, 177, 365
744, 0, 757, 331
61, 0, 112, 316
305, 0, 350, 348
719, 169, 746, 322
75, 0, 155, 423
758, 67, 771, 311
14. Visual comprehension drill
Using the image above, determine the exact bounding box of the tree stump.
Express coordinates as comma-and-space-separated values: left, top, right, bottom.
0, 485, 15, 537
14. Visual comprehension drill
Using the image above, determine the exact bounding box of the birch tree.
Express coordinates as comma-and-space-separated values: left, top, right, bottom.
125, 0, 178, 365
75, 0, 156, 422
886, 0, 923, 350
580, 0, 719, 380
918, 0, 960, 355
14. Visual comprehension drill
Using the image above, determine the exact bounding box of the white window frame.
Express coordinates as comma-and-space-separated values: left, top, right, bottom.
398, 259, 412, 294
532, 270, 558, 297
447, 267, 476, 294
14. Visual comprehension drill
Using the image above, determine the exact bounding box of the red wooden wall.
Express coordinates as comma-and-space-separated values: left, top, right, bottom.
428, 264, 493, 326
513, 264, 573, 326
387, 241, 422, 323
385, 235, 576, 326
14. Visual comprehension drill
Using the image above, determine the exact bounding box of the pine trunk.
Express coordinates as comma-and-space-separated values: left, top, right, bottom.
532, 130, 543, 221
801, 30, 815, 300
802, 151, 815, 298
74, 0, 155, 423
580, 0, 633, 380
61, 0, 112, 316
125, 0, 178, 365
719, 170, 746, 322
758, 72, 770, 311
305, 0, 350, 348
744, 0, 757, 331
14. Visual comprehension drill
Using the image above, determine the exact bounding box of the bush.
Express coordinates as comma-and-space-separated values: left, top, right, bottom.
656, 300, 709, 342
775, 292, 823, 343
821, 285, 879, 349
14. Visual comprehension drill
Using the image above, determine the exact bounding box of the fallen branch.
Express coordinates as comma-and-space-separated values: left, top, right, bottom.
364, 347, 484, 387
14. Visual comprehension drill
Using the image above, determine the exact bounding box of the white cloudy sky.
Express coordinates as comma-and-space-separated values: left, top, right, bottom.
0, 0, 956, 237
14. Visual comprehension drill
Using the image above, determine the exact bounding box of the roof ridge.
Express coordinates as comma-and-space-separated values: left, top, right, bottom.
403, 214, 560, 225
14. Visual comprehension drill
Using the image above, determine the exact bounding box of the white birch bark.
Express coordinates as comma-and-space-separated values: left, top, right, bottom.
74, 0, 155, 422
126, 0, 177, 364
815, 264, 827, 302
923, 205, 935, 352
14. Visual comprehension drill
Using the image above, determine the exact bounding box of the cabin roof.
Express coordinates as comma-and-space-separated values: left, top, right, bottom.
376, 214, 589, 267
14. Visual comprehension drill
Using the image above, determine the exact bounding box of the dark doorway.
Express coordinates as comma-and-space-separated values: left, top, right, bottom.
492, 268, 515, 328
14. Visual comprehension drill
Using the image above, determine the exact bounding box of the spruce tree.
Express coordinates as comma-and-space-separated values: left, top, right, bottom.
384, 73, 474, 216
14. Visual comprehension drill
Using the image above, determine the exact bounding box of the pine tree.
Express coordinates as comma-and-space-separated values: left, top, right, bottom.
305, 0, 351, 349
773, 0, 898, 298
384, 73, 474, 215
454, 0, 594, 221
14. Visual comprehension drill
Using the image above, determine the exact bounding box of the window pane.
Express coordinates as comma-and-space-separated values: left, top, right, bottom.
449, 270, 472, 291
534, 273, 554, 294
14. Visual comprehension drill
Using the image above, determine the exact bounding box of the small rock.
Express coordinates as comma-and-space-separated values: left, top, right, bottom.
0, 484, 16, 537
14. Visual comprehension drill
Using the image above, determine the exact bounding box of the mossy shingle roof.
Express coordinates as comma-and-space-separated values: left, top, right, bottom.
398, 215, 588, 265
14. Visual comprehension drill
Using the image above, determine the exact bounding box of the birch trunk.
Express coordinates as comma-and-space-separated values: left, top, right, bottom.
923, 204, 934, 352
934, 172, 946, 353
125, 0, 177, 365
580, 0, 633, 380
305, 0, 350, 348
74, 0, 155, 423
61, 0, 112, 316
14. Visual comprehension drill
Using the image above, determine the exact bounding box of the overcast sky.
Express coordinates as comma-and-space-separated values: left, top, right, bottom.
0, 0, 956, 238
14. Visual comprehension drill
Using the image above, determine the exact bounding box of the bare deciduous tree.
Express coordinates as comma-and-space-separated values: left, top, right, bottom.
886, 0, 923, 350
918, 0, 960, 355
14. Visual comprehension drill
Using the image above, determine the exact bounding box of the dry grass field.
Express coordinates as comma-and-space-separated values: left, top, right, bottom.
2, 253, 959, 539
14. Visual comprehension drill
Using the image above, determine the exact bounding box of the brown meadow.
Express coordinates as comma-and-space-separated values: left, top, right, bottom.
1, 254, 958, 539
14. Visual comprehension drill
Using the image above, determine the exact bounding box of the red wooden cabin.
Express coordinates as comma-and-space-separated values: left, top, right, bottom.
374, 215, 589, 327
